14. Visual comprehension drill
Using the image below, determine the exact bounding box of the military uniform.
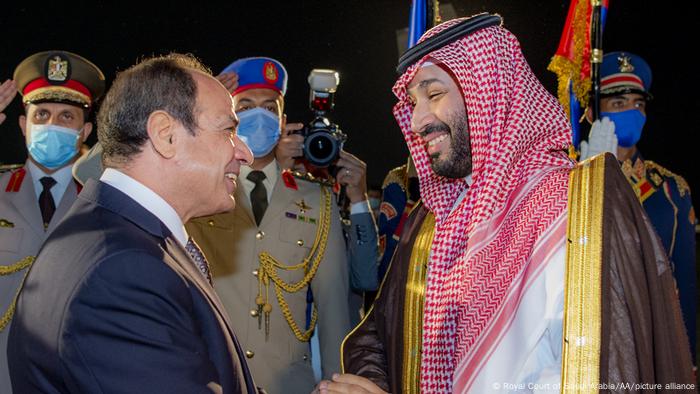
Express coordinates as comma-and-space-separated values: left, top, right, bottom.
620, 151, 696, 360
0, 50, 104, 393
187, 165, 351, 394
376, 161, 419, 282
595, 51, 697, 364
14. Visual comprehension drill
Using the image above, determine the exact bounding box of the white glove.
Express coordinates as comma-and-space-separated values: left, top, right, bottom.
579, 117, 618, 160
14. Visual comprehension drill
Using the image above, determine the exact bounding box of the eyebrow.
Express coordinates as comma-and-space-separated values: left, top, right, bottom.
237, 98, 279, 107
215, 114, 238, 129
408, 78, 446, 98
416, 78, 444, 89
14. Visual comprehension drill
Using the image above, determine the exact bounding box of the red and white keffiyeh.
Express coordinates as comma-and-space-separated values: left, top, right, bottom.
392, 17, 574, 392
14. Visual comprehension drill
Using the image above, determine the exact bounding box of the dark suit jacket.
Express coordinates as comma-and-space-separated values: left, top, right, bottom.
7, 179, 259, 394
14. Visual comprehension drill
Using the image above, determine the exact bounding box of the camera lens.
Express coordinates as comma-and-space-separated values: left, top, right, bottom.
305, 132, 338, 167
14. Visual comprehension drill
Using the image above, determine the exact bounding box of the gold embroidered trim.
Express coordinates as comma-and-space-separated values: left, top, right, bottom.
24, 86, 90, 107
401, 212, 435, 393
0, 256, 35, 331
645, 161, 691, 197
562, 155, 605, 393
257, 186, 331, 342
382, 164, 408, 191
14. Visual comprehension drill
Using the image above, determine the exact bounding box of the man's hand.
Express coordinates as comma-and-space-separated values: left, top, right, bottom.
0, 79, 17, 125
580, 117, 617, 160
215, 72, 239, 95
275, 122, 305, 170
336, 151, 368, 203
312, 373, 388, 394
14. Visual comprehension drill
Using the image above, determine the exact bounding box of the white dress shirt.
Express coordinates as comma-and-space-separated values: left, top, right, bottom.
27, 160, 74, 204
100, 168, 188, 247
239, 160, 278, 205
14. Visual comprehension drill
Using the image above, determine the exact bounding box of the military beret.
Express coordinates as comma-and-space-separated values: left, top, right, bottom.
600, 51, 652, 99
221, 57, 287, 96
13, 50, 106, 108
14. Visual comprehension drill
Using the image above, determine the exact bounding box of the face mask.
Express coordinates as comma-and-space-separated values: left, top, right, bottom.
27, 124, 81, 169
601, 109, 646, 148
236, 107, 281, 158
368, 197, 381, 211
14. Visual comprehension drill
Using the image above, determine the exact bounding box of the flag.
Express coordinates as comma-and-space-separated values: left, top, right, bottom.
548, 0, 609, 148
408, 0, 441, 49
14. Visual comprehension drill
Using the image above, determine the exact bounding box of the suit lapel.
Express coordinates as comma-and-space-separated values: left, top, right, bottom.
8, 170, 44, 237
161, 237, 252, 394
85, 181, 257, 392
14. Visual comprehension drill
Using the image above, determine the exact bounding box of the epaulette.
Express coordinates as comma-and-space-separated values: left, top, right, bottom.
0, 163, 24, 174
645, 161, 691, 197
3, 167, 26, 193
382, 164, 408, 190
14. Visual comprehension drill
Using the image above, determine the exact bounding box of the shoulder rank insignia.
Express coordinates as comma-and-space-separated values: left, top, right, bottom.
5, 168, 26, 193
0, 219, 15, 228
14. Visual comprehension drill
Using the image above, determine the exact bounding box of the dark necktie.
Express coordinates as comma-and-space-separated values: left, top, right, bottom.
247, 170, 268, 226
185, 237, 213, 286
39, 176, 57, 229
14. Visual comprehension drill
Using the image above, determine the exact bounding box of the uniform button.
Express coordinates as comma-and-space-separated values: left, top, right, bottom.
256, 231, 265, 240
250, 309, 259, 317
252, 269, 259, 277
297, 239, 304, 247
245, 350, 255, 358
207, 220, 215, 227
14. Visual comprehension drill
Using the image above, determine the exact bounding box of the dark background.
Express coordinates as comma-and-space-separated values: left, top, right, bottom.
1, 1, 698, 208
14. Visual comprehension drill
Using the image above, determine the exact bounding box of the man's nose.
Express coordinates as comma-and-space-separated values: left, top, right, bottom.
410, 104, 435, 135
233, 134, 254, 166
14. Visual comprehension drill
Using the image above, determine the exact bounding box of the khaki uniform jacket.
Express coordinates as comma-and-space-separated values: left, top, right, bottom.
187, 171, 351, 394
0, 164, 78, 394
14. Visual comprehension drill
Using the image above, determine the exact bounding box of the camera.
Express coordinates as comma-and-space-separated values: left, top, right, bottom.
298, 69, 347, 168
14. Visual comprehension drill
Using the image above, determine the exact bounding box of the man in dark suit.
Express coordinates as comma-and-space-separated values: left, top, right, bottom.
7, 53, 259, 393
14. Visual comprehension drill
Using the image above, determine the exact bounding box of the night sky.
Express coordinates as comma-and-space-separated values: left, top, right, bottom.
2, 1, 697, 208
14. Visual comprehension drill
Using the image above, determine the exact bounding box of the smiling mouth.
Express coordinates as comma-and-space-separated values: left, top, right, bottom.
428, 134, 448, 147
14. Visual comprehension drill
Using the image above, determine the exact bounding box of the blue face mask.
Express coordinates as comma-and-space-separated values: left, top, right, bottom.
27, 124, 81, 169
236, 107, 281, 158
601, 109, 646, 148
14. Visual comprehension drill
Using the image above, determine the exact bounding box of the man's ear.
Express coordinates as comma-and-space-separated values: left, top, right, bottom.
80, 122, 94, 142
19, 115, 27, 137
146, 110, 177, 159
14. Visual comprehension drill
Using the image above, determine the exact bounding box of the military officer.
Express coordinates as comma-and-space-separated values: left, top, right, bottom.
185, 57, 373, 393
0, 50, 105, 393
375, 157, 420, 283
581, 51, 697, 365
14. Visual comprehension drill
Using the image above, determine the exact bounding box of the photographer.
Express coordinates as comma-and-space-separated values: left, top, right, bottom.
184, 57, 377, 393
277, 125, 380, 305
